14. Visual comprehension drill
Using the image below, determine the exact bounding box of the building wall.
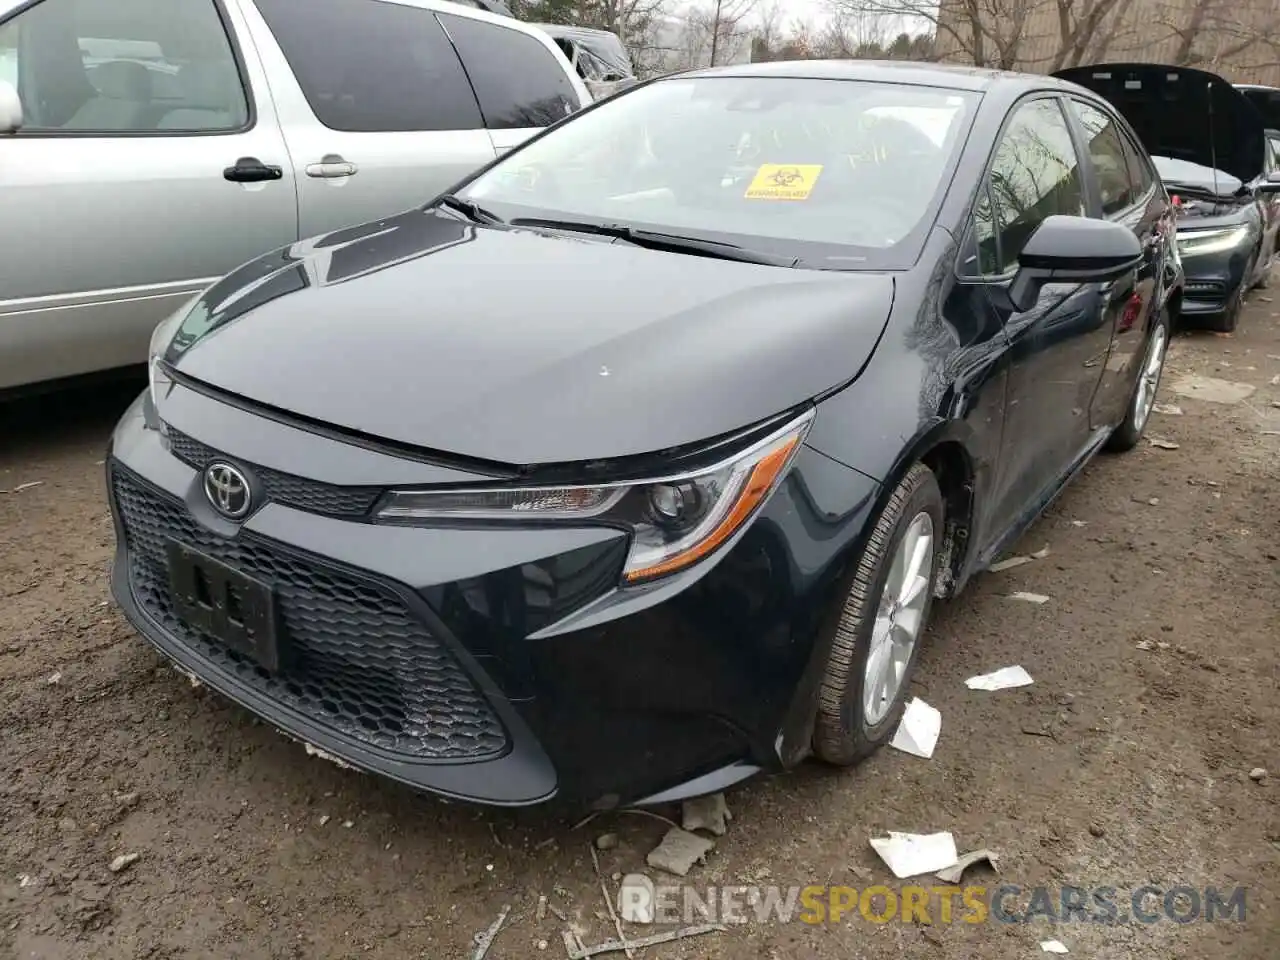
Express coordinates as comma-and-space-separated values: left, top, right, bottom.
935, 0, 1280, 86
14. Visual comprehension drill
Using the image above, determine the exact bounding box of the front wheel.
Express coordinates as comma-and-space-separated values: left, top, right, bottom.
1207, 256, 1254, 332
1106, 308, 1170, 452
812, 463, 943, 766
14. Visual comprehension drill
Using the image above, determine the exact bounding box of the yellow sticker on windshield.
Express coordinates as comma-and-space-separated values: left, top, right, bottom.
744, 164, 823, 200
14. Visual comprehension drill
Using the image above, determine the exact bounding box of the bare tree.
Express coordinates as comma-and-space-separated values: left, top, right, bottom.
1047, 0, 1139, 69
706, 0, 758, 65
1152, 0, 1280, 73
828, 0, 1136, 71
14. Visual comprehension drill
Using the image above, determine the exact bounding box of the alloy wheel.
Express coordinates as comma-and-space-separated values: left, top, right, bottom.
862, 511, 934, 726
1131, 323, 1168, 434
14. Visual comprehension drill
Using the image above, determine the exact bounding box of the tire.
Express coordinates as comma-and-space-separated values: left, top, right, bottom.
1106, 307, 1171, 452
812, 463, 944, 766
1206, 257, 1254, 332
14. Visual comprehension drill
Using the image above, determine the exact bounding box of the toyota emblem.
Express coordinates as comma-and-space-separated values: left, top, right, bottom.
203, 462, 252, 519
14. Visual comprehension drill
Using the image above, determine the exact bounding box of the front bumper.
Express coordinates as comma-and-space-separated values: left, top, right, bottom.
107, 385, 878, 807
1176, 240, 1253, 316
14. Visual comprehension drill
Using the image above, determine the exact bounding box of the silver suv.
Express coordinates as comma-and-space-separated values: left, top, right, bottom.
0, 0, 588, 392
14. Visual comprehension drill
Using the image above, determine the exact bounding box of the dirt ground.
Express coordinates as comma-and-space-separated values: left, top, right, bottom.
2, 297, 1278, 960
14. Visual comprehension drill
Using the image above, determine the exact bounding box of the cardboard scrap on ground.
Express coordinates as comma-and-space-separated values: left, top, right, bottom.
935, 848, 1000, 883
989, 555, 1033, 572
965, 666, 1034, 691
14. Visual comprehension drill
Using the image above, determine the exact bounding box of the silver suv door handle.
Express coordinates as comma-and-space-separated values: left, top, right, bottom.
305, 154, 358, 179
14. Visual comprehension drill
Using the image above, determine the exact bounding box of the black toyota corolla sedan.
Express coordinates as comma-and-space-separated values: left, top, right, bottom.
109, 61, 1180, 809
1055, 64, 1280, 331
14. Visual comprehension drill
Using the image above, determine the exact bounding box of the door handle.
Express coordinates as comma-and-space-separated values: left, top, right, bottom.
223, 156, 283, 183
305, 153, 358, 179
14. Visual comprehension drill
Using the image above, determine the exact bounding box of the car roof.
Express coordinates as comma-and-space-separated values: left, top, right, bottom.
674, 58, 1078, 94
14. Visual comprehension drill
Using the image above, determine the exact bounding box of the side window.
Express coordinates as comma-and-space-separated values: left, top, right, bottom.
1070, 100, 1137, 216
438, 13, 577, 130
0, 21, 15, 87
972, 185, 1000, 276
255, 0, 482, 133
0, 0, 248, 133
1268, 137, 1280, 174
1121, 134, 1155, 197
985, 98, 1086, 275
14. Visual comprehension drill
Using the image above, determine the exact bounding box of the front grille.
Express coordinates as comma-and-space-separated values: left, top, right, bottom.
112, 465, 508, 762
167, 429, 383, 519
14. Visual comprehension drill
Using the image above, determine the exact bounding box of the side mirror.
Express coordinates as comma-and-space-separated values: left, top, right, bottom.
1256, 171, 1280, 195
0, 80, 21, 134
1005, 215, 1142, 312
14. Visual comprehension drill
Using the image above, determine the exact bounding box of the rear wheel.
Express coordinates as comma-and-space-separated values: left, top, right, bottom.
812, 463, 943, 766
1106, 308, 1170, 452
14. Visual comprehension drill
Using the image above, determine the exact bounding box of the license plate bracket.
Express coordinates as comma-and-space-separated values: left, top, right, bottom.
166, 540, 283, 672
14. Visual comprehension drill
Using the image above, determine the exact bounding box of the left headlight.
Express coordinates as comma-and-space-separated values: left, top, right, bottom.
1177, 224, 1251, 257
376, 409, 814, 584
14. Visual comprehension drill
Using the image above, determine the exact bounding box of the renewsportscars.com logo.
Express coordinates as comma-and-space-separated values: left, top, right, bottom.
615, 877, 1248, 926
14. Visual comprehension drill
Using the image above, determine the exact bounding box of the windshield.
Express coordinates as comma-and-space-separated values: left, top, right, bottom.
1152, 155, 1243, 195
459, 76, 978, 269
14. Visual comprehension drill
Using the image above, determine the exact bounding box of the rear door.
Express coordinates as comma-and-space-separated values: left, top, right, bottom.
1064, 97, 1167, 430
0, 0, 296, 390
244, 0, 497, 240
436, 12, 584, 157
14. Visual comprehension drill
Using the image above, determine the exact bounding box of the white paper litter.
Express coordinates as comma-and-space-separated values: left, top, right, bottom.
1152, 402, 1183, 415
889, 697, 941, 759
1148, 437, 1180, 449
869, 831, 958, 879
1030, 545, 1051, 560
965, 666, 1034, 691
1040, 940, 1069, 954
1009, 592, 1050, 604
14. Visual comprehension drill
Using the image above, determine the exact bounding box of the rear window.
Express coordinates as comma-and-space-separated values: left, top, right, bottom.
438, 13, 577, 129
255, 0, 482, 132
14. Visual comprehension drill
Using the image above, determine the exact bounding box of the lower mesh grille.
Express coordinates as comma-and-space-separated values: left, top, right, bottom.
112, 464, 508, 762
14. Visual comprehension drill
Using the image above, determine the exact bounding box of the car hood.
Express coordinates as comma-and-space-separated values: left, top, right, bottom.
1053, 63, 1266, 185
164, 209, 895, 466
1237, 85, 1280, 133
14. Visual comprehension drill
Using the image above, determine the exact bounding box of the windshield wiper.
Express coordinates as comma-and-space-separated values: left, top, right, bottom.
510, 217, 798, 267
437, 194, 505, 225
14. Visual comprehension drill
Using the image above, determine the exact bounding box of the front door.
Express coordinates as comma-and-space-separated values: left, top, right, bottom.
976, 96, 1113, 541
0, 0, 297, 390
244, 0, 498, 241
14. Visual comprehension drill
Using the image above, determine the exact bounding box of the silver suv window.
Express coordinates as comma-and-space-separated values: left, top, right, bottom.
254, 0, 483, 133
0, 0, 249, 133
437, 12, 576, 129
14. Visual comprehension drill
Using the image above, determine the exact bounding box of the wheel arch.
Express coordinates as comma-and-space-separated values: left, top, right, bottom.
859, 419, 983, 600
